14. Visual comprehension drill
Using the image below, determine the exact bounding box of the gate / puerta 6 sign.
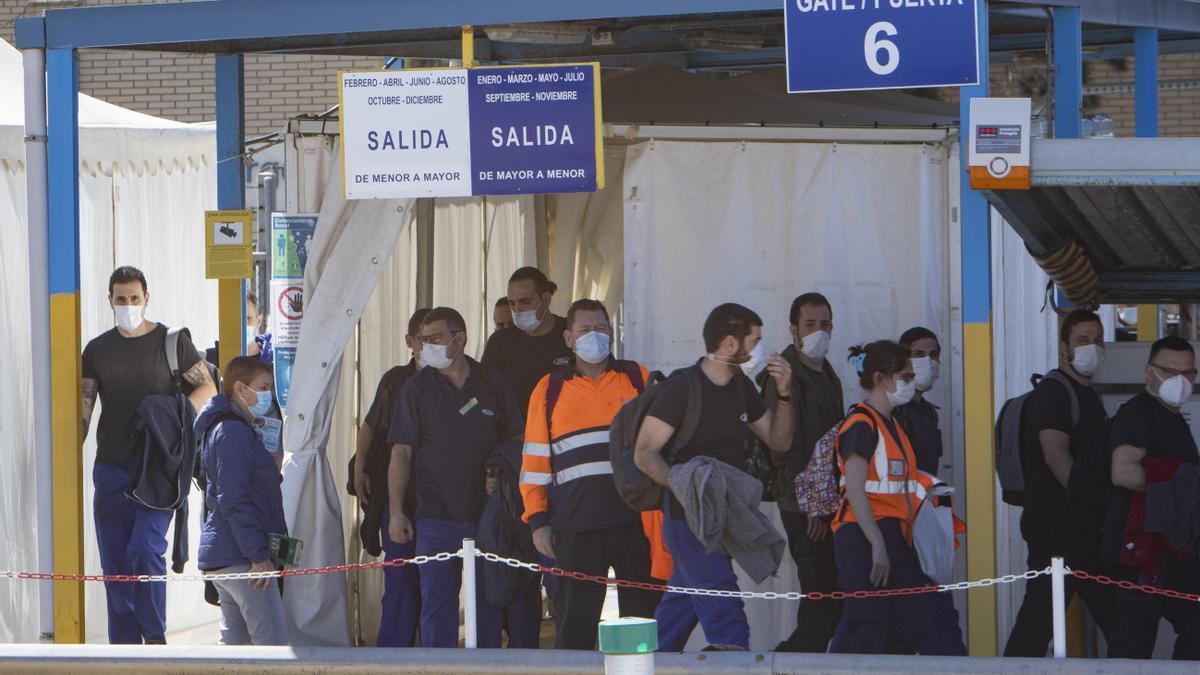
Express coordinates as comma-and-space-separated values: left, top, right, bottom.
785, 0, 980, 94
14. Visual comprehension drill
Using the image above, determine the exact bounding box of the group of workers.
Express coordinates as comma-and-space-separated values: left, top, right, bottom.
78, 262, 1198, 660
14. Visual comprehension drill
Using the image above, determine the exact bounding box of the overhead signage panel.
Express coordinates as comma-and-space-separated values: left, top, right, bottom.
340, 64, 603, 199
784, 0, 980, 94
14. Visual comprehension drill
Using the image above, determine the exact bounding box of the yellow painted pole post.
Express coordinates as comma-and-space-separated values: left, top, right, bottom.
960, 0, 997, 655
218, 279, 245, 372
1136, 305, 1158, 343
47, 46, 85, 643
462, 25, 476, 67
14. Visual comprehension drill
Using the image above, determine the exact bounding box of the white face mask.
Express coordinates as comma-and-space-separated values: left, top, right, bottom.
114, 305, 143, 333
912, 357, 940, 392
707, 339, 766, 376
421, 341, 456, 371
574, 331, 611, 365
1071, 344, 1105, 378
246, 325, 258, 347
1153, 369, 1193, 409
800, 330, 831, 361
512, 301, 543, 333
887, 378, 917, 407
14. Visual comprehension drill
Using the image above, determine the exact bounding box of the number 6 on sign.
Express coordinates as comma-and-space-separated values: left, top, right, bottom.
864, 21, 899, 76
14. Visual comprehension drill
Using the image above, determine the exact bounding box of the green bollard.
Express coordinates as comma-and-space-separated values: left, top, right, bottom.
598, 617, 657, 674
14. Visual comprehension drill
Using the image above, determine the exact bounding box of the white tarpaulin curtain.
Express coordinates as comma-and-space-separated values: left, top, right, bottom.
546, 145, 628, 347
621, 139, 951, 651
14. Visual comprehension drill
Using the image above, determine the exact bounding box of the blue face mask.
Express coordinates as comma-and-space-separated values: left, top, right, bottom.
243, 386, 273, 418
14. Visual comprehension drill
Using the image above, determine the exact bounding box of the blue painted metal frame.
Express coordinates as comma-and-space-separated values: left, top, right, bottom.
1135, 28, 1159, 138
216, 54, 247, 345
1052, 6, 1082, 140
960, 2, 991, 326
15, 0, 780, 49
47, 48, 79, 298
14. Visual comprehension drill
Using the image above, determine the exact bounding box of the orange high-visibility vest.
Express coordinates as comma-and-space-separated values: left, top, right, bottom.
832, 404, 926, 540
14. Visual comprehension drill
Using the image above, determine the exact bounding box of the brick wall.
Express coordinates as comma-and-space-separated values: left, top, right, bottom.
2, 0, 383, 136
988, 51, 1200, 137
5, 1, 1200, 137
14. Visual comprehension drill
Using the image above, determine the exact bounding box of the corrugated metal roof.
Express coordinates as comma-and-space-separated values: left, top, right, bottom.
983, 138, 1200, 302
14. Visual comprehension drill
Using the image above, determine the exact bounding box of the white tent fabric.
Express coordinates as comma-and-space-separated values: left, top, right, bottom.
0, 38, 217, 643
621, 139, 952, 651
546, 145, 628, 345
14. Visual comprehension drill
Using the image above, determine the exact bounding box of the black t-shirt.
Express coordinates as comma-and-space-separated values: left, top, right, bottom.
481, 316, 573, 416
82, 324, 201, 466
388, 358, 524, 522
646, 366, 767, 518
838, 405, 902, 463
1019, 370, 1108, 512
894, 398, 943, 475
1102, 392, 1199, 562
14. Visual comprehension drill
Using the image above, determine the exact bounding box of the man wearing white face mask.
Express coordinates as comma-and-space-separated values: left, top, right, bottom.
519, 299, 660, 649
81, 266, 217, 644
483, 267, 573, 415
1005, 309, 1115, 657
1106, 336, 1200, 659
766, 293, 844, 653
386, 307, 524, 648
893, 327, 944, 476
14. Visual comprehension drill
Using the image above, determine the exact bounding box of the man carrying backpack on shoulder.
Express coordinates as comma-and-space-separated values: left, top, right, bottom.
520, 299, 660, 649
762, 293, 845, 653
634, 303, 794, 651
1004, 309, 1115, 656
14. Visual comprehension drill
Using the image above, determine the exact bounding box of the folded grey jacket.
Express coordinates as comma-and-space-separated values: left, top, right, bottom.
668, 456, 785, 584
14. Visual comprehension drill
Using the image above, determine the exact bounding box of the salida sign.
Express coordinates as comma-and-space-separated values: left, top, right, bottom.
340, 64, 603, 199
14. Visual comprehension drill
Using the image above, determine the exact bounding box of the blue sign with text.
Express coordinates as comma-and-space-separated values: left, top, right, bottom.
784, 0, 979, 94
468, 65, 599, 195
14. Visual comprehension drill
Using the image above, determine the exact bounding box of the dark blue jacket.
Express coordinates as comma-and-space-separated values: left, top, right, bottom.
195, 395, 288, 570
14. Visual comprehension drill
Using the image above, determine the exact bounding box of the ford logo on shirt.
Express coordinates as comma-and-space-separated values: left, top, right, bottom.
481, 409, 495, 416
553, 357, 570, 367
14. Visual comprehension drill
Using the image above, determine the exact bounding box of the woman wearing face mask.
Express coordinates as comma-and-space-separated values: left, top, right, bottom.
828, 341, 966, 655
194, 356, 290, 645
893, 327, 944, 476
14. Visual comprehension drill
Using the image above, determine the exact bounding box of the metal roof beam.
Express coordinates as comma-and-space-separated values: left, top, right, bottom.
14, 0, 780, 50
996, 0, 1200, 33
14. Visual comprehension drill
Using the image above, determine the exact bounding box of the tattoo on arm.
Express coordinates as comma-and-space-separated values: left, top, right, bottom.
181, 361, 214, 388
82, 378, 98, 441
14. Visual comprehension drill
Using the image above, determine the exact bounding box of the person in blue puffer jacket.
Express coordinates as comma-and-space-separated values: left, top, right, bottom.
194, 356, 289, 645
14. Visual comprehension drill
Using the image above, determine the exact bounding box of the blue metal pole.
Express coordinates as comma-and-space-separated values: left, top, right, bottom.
1135, 27, 1159, 138
46, 45, 85, 644
215, 54, 247, 368
1052, 6, 1082, 139
959, 0, 996, 656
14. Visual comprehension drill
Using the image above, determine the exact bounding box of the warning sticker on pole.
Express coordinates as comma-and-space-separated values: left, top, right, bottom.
204, 210, 254, 279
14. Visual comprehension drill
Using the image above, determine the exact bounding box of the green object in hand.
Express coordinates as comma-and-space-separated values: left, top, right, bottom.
268, 533, 303, 567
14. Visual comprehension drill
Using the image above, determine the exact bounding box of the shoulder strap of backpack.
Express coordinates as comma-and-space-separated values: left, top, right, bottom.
612, 359, 645, 394
1042, 370, 1081, 427
667, 367, 705, 465
164, 327, 183, 392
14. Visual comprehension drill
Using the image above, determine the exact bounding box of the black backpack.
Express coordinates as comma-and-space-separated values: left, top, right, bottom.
609, 366, 703, 511
995, 370, 1078, 506
477, 440, 539, 608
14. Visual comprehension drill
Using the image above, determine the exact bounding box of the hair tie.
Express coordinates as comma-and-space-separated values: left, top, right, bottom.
850, 353, 866, 375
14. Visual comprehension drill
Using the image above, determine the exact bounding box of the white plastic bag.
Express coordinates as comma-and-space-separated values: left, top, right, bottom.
912, 493, 955, 585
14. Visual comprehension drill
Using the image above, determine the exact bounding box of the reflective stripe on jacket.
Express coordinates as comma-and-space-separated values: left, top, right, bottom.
832, 404, 926, 540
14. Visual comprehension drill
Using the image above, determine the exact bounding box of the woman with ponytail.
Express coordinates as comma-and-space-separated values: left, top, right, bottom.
828, 341, 965, 655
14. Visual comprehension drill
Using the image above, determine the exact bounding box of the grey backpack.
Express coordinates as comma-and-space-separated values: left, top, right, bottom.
994, 370, 1078, 506
164, 327, 220, 393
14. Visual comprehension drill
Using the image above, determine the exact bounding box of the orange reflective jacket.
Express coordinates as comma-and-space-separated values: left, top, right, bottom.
832, 404, 926, 540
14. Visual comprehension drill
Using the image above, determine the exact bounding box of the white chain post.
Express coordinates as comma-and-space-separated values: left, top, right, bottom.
463, 538, 478, 649
1051, 556, 1067, 659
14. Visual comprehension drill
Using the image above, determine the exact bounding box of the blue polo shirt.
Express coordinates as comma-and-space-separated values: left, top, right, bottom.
388, 357, 524, 522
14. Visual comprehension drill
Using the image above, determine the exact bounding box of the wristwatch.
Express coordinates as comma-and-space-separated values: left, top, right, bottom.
777, 392, 793, 402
